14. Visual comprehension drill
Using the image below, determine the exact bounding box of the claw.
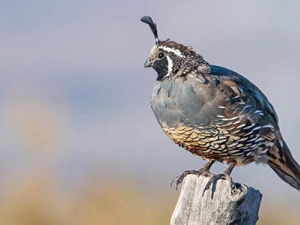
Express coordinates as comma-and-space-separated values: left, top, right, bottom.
171, 161, 216, 190
202, 173, 232, 196
170, 170, 199, 190
198, 169, 214, 178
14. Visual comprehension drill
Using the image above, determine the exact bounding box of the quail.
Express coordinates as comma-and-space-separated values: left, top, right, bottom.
141, 16, 300, 192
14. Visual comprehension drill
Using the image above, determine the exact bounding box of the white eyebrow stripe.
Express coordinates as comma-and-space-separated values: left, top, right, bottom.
160, 46, 185, 57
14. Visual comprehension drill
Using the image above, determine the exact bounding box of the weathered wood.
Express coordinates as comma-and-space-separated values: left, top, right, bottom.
170, 174, 262, 225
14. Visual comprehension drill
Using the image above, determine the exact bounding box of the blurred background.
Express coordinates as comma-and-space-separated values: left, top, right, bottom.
0, 0, 300, 224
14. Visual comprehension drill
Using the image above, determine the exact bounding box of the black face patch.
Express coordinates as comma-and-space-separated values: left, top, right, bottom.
152, 57, 168, 81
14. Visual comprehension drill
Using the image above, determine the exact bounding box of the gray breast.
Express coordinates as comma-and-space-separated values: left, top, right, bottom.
150, 77, 213, 128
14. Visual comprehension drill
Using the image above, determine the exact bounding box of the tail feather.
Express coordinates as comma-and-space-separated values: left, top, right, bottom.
267, 141, 300, 191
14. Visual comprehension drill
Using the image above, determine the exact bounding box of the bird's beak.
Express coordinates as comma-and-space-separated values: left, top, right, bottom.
144, 58, 153, 68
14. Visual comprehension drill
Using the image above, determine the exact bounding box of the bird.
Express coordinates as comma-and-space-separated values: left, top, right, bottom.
141, 16, 300, 192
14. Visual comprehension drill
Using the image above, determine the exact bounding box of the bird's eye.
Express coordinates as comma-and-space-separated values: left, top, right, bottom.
158, 52, 165, 59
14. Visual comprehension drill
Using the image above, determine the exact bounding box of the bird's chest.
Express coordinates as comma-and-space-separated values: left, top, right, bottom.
150, 79, 209, 128
150, 79, 216, 154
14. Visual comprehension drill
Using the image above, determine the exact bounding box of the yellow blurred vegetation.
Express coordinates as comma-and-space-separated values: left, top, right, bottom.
0, 174, 174, 225
0, 171, 300, 225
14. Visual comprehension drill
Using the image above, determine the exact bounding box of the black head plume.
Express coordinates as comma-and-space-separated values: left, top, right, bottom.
141, 16, 160, 44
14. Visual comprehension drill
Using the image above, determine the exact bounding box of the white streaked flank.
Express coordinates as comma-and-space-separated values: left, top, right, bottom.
262, 124, 274, 129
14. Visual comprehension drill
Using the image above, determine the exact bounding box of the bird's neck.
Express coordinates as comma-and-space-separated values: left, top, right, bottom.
173, 55, 210, 77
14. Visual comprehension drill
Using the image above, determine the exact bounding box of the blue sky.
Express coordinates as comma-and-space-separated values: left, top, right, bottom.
0, 0, 300, 212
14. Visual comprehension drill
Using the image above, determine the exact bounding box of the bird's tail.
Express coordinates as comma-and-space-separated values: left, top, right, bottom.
267, 140, 300, 191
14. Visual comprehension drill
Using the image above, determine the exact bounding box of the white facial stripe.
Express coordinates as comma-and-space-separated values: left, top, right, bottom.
166, 55, 173, 77
160, 46, 184, 57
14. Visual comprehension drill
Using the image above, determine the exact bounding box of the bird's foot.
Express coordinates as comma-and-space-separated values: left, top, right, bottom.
202, 173, 233, 196
198, 167, 214, 177
171, 169, 213, 190
171, 170, 199, 190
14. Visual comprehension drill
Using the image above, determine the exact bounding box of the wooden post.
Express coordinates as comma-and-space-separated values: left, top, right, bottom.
170, 174, 262, 225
